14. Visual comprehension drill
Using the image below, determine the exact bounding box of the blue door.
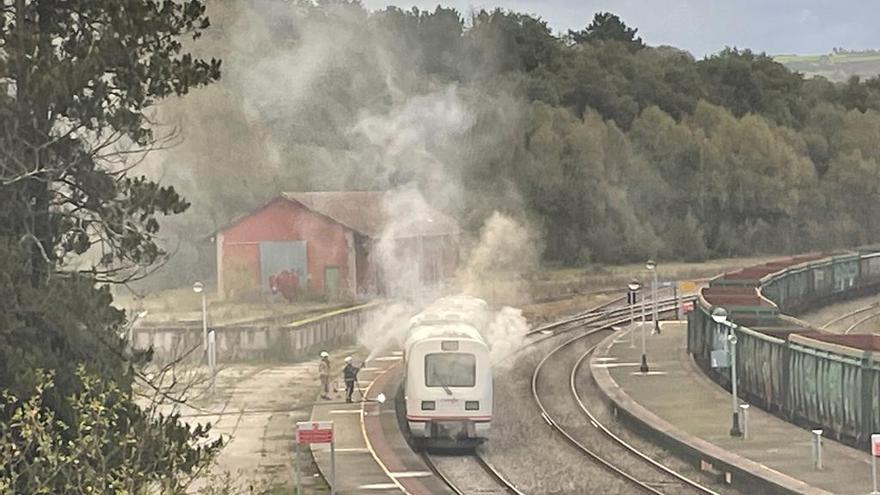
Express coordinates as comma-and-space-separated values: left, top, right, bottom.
259, 241, 307, 293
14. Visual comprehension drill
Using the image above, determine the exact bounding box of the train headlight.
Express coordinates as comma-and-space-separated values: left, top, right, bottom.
421, 401, 436, 411
465, 401, 480, 411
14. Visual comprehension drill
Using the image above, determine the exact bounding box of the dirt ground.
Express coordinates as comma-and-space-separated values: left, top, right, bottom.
151, 347, 365, 494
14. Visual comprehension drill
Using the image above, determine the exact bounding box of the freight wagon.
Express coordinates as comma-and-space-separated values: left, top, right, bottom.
689, 250, 880, 448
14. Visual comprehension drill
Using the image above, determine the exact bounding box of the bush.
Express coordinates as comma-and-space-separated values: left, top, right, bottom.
0, 368, 222, 494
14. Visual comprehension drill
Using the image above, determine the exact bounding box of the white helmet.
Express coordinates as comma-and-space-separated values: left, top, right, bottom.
320, 351, 329, 358
344, 356, 352, 363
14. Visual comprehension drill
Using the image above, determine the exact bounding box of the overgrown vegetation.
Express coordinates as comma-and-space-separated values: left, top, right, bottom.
0, 0, 225, 492
3, 0, 880, 492
147, 2, 880, 291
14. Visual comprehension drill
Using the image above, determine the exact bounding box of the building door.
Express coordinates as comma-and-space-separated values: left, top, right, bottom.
259, 241, 307, 294
324, 266, 340, 300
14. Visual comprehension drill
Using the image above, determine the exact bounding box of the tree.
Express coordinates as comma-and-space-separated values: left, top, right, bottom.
569, 12, 644, 51
0, 0, 220, 285
0, 0, 222, 490
464, 10, 562, 74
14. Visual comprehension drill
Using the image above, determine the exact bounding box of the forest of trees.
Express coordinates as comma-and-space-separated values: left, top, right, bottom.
144, 1, 880, 292
4, 0, 880, 492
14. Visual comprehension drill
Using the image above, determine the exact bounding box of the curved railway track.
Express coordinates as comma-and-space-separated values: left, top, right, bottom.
529, 300, 720, 494
375, 288, 726, 494
421, 451, 525, 495
570, 345, 719, 494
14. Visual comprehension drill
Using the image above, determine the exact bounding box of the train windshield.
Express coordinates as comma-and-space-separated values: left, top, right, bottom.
425, 353, 476, 388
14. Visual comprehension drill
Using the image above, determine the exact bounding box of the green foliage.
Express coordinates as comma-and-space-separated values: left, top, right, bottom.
148, 1, 880, 272
0, 0, 223, 492
569, 12, 645, 51
0, 0, 219, 282
0, 369, 222, 494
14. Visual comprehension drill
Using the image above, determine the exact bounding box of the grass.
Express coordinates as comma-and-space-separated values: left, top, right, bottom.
774, 51, 880, 81
119, 255, 780, 326
775, 52, 880, 64
113, 285, 356, 326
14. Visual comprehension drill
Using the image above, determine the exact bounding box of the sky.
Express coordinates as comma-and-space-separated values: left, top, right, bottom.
360, 0, 880, 58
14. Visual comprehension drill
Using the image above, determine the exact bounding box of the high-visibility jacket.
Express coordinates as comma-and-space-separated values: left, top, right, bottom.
319, 359, 330, 379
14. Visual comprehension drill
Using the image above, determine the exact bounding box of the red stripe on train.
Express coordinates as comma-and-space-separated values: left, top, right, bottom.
406, 415, 492, 422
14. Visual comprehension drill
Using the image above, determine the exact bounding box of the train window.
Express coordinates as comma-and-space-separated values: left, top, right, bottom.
425, 353, 476, 388
441, 340, 459, 351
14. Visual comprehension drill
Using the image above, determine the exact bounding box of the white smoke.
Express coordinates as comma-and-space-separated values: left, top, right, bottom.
485, 306, 530, 368
353, 88, 476, 361
460, 211, 539, 306
373, 187, 445, 300
359, 301, 412, 363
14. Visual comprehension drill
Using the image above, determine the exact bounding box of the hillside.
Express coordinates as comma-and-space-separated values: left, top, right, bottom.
775, 50, 880, 81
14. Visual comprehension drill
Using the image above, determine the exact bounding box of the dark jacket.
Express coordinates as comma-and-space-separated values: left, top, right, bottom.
343, 363, 359, 381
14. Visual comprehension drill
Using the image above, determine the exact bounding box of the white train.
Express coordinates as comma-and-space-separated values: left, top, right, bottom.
402, 296, 494, 450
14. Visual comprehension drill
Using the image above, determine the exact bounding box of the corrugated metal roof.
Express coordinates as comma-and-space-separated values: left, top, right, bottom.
280, 191, 459, 238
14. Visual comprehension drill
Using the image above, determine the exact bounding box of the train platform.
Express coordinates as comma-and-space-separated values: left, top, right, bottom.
592, 321, 875, 495
308, 352, 453, 495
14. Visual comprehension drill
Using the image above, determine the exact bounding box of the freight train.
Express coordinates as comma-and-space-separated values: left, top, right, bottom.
689, 249, 880, 449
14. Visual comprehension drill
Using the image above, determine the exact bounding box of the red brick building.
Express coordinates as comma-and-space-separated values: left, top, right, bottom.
215, 192, 459, 300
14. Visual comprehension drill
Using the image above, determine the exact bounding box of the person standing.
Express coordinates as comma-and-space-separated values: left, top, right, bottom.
319, 351, 331, 400
343, 356, 360, 403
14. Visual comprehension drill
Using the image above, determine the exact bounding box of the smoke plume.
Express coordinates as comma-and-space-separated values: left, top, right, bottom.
460, 211, 540, 306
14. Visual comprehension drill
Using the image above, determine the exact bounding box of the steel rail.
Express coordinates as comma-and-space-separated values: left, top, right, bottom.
532, 328, 665, 495
570, 341, 721, 495
398, 292, 697, 494
527, 293, 683, 340
474, 453, 527, 495
821, 301, 880, 330
420, 452, 524, 495
844, 309, 880, 334
420, 453, 466, 495
530, 285, 678, 334
531, 301, 710, 494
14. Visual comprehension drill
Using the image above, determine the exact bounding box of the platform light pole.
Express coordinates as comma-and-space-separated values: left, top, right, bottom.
646, 259, 659, 334
628, 279, 641, 349
712, 306, 742, 437
193, 281, 208, 353
639, 277, 649, 374
128, 310, 149, 353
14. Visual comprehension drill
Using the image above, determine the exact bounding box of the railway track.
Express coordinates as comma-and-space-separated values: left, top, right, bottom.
380, 289, 718, 494
527, 301, 724, 495
421, 451, 525, 495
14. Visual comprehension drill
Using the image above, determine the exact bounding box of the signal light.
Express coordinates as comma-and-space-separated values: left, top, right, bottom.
421, 401, 436, 411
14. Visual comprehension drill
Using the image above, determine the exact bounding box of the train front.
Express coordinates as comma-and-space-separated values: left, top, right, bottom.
404, 328, 493, 449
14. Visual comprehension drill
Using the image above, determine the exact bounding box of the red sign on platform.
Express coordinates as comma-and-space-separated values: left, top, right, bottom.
872, 434, 880, 457
682, 301, 695, 313
296, 421, 334, 444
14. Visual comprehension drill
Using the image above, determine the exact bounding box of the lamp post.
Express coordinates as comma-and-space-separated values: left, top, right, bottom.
646, 259, 659, 334
128, 310, 149, 353
711, 307, 742, 437
639, 277, 649, 374
193, 282, 207, 353
628, 279, 642, 348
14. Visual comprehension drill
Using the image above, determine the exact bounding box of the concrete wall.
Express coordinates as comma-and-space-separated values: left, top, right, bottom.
134, 303, 381, 364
